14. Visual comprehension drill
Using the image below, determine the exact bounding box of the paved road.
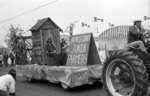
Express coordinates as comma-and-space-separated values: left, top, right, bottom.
0, 67, 109, 96
16, 80, 108, 96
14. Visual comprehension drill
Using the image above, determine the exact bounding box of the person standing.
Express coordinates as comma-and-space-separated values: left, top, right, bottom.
60, 39, 68, 65
9, 52, 15, 66
0, 53, 3, 67
0, 69, 16, 96
3, 52, 9, 67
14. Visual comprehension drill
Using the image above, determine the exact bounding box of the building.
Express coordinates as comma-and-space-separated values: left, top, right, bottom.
98, 25, 130, 50
30, 17, 62, 65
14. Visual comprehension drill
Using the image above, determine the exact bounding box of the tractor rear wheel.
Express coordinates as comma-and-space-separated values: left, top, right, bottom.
102, 50, 149, 96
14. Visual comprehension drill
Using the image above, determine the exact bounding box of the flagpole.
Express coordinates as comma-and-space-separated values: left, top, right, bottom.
94, 17, 104, 35
96, 25, 99, 33
94, 18, 99, 35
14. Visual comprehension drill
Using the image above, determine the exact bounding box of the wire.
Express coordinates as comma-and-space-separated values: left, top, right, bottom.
0, 0, 59, 24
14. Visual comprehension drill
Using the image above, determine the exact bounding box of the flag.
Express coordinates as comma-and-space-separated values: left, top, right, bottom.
81, 22, 90, 28
94, 17, 104, 22
108, 22, 114, 27
87, 25, 90, 28
144, 16, 150, 21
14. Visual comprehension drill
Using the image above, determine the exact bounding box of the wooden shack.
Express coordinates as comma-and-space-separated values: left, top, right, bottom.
30, 17, 62, 65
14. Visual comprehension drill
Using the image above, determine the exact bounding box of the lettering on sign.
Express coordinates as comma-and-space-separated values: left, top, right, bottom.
67, 54, 88, 65
70, 43, 88, 54
66, 33, 93, 66
71, 34, 91, 43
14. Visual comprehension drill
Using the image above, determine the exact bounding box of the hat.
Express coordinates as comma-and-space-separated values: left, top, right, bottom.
8, 68, 16, 80
133, 20, 143, 25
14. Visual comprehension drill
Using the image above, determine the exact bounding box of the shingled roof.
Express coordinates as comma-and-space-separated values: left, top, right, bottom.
30, 17, 62, 32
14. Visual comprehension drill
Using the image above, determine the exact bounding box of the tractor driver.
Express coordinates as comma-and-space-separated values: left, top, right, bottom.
127, 20, 148, 53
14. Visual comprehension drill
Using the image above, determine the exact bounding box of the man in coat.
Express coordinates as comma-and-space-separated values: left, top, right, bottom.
128, 20, 143, 43
127, 20, 147, 53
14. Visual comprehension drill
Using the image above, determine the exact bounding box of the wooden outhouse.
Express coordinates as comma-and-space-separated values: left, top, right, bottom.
30, 17, 62, 65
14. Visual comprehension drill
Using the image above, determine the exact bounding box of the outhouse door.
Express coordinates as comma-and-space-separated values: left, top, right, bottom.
41, 29, 55, 65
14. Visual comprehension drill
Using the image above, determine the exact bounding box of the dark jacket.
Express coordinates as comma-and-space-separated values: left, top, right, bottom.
127, 26, 143, 43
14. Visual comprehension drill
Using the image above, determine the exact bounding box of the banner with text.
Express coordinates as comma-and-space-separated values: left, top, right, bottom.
66, 33, 101, 66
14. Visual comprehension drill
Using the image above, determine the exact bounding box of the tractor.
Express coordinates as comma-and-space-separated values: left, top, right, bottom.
102, 30, 150, 96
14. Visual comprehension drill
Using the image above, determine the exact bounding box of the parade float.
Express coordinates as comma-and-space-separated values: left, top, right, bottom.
16, 17, 103, 89
16, 17, 150, 96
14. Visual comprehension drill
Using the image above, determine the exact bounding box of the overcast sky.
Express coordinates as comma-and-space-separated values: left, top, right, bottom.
0, 0, 149, 46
